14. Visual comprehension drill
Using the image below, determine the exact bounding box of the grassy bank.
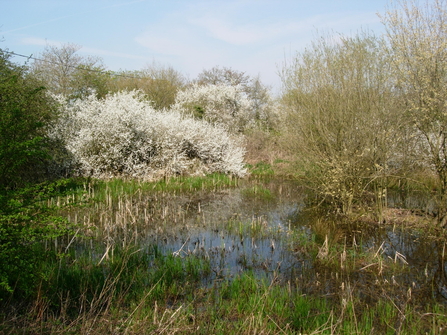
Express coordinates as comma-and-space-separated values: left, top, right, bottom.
1, 244, 446, 334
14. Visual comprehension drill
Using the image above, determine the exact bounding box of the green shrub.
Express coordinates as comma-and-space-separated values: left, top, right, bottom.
0, 49, 58, 189
0, 180, 78, 300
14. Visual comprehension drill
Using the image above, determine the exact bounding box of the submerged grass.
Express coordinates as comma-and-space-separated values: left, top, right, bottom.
241, 184, 275, 201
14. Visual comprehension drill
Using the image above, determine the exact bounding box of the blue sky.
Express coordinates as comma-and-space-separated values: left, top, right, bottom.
1, 0, 390, 91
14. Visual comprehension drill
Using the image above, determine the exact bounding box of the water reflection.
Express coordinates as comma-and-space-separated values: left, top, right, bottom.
76, 178, 447, 305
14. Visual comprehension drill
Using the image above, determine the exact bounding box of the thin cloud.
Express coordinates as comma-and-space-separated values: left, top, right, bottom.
21, 37, 149, 62
132, 2, 383, 90
189, 11, 382, 46
81, 46, 149, 61
188, 17, 267, 45
105, 0, 148, 8
2, 15, 75, 34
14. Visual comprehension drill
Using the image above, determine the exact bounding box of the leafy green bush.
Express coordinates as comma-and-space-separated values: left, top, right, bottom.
0, 180, 77, 299
0, 49, 58, 189
0, 49, 74, 300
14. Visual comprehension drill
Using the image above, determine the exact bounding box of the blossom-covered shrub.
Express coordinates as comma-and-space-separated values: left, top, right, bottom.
173, 83, 254, 133
52, 90, 246, 178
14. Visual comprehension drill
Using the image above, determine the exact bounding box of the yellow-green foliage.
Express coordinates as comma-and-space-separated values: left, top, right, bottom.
380, 0, 447, 216
280, 32, 396, 214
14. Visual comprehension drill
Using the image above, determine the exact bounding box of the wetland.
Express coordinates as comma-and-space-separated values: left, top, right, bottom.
3, 174, 445, 334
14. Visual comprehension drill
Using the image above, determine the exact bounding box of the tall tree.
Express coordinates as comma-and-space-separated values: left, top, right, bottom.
197, 66, 251, 87
380, 0, 447, 221
31, 43, 108, 98
0, 49, 73, 297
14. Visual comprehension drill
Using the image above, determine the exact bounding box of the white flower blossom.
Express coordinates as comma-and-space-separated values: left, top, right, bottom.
51, 90, 247, 178
173, 83, 254, 133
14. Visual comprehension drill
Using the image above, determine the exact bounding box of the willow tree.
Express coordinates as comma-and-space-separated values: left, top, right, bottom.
380, 0, 447, 222
281, 33, 397, 215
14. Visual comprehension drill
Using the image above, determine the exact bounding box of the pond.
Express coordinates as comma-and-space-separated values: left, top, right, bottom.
67, 177, 447, 308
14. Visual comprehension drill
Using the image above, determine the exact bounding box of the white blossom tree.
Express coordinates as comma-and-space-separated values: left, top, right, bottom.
52, 90, 247, 178
173, 83, 254, 133
195, 66, 279, 130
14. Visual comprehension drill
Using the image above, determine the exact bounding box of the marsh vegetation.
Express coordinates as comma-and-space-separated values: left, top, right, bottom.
1, 174, 447, 334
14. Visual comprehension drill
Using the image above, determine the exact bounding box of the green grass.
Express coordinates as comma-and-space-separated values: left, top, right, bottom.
2, 235, 447, 334
23, 244, 213, 318
246, 161, 275, 176
82, 173, 237, 202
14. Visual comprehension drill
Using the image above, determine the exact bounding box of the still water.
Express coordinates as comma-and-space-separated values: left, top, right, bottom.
76, 178, 447, 306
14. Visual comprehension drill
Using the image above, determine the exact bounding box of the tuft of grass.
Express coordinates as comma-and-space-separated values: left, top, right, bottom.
154, 173, 238, 192
224, 215, 282, 240
87, 173, 238, 201
246, 161, 275, 176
